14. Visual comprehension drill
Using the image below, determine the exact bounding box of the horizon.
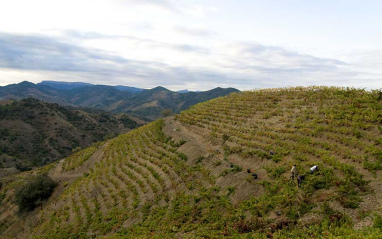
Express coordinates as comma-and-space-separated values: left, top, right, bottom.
0, 1, 381, 90
2, 80, 234, 92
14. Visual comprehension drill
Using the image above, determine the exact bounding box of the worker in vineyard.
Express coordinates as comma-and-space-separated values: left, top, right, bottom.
310, 165, 319, 174
290, 164, 298, 179
247, 168, 258, 179
297, 175, 305, 188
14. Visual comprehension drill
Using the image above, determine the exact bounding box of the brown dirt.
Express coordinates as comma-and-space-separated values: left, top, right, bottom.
164, 117, 266, 204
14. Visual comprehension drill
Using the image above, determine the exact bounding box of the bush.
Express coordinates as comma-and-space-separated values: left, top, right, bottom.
178, 153, 188, 161
162, 109, 172, 117
373, 214, 382, 230
15, 174, 57, 212
15, 162, 32, 172
265, 166, 285, 179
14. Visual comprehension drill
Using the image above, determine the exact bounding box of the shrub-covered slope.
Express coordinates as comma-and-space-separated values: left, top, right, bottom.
0, 98, 140, 173
1, 86, 382, 238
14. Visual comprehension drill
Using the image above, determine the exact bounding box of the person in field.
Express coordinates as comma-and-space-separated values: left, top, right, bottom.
310, 165, 319, 174
297, 175, 305, 188
290, 164, 298, 179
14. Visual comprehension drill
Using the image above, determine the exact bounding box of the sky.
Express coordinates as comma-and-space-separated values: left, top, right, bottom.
0, 0, 381, 91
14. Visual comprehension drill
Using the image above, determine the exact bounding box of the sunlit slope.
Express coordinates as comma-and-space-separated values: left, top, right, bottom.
1, 86, 382, 238
179, 87, 382, 184
25, 120, 214, 237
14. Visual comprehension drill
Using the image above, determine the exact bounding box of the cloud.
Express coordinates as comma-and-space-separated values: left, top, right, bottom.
116, 0, 213, 17
232, 43, 347, 72
0, 32, 177, 83
63, 30, 210, 54
0, 32, 127, 72
173, 26, 216, 37
116, 0, 179, 12
0, 31, 368, 91
64, 30, 122, 40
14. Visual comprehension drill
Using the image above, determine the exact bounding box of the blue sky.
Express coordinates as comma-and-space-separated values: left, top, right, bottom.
0, 0, 380, 90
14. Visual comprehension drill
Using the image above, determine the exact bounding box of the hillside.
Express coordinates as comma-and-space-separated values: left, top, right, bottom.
0, 98, 140, 176
0, 81, 239, 121
1, 86, 382, 238
0, 81, 67, 105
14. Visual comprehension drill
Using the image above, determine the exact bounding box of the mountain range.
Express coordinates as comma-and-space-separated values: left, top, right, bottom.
0, 81, 239, 121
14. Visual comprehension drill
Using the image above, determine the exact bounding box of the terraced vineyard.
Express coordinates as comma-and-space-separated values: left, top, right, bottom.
1, 86, 382, 238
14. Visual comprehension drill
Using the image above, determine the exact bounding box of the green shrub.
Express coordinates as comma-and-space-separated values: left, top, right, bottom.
178, 153, 188, 161
337, 182, 362, 208
363, 158, 382, 172
195, 156, 205, 163
226, 186, 236, 196
373, 214, 382, 230
15, 174, 57, 212
232, 164, 242, 173
15, 162, 32, 172
265, 166, 285, 179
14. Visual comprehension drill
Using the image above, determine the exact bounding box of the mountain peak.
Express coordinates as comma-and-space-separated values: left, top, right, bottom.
18, 81, 35, 86
150, 86, 171, 92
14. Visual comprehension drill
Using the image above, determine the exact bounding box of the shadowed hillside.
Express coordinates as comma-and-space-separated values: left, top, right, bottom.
0, 98, 140, 176
1, 86, 382, 238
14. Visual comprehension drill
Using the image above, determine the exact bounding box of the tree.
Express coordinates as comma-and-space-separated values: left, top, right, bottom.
162, 109, 172, 117
15, 174, 57, 212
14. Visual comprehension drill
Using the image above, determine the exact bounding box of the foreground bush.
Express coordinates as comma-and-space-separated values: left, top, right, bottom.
15, 174, 57, 212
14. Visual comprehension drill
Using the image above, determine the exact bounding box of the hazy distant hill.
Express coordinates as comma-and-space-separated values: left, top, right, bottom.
113, 85, 145, 93
2, 86, 382, 238
0, 98, 140, 174
177, 89, 202, 93
38, 81, 145, 93
0, 81, 67, 105
108, 86, 239, 121
37, 81, 93, 90
0, 81, 239, 120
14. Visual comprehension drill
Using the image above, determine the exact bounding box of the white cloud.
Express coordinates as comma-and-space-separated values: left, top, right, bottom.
0, 31, 369, 91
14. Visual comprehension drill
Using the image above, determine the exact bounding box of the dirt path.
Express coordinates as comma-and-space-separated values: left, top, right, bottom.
164, 117, 216, 162
49, 142, 109, 181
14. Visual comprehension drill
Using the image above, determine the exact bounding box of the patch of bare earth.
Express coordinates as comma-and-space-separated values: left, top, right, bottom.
164, 117, 265, 204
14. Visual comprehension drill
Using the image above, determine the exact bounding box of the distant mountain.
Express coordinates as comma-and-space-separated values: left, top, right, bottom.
114, 85, 145, 93
0, 81, 240, 121
38, 81, 145, 94
38, 81, 93, 90
0, 98, 141, 173
177, 89, 203, 93
62, 85, 126, 109
177, 89, 191, 93
0, 81, 67, 105
109, 86, 240, 121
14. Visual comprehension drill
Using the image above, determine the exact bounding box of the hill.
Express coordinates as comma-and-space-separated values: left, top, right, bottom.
111, 86, 239, 121
0, 98, 140, 176
0, 81, 68, 105
0, 81, 239, 121
38, 81, 144, 93
1, 86, 382, 238
37, 81, 94, 90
